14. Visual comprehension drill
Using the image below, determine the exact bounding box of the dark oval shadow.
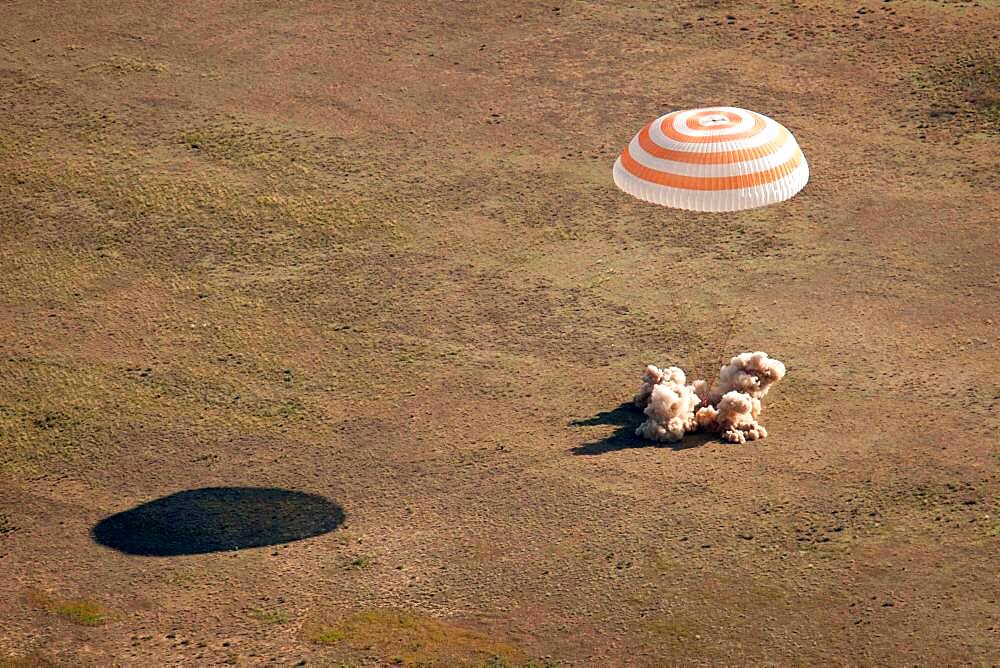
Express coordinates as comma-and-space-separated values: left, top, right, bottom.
91, 487, 344, 556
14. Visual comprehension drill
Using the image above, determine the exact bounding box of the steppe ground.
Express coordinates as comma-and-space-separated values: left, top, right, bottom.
1, 0, 998, 665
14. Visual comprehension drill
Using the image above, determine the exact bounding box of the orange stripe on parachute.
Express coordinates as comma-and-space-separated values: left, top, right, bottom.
637, 123, 791, 164
659, 110, 767, 144
619, 147, 803, 191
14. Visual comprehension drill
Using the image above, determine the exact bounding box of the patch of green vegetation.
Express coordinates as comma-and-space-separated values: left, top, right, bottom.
55, 601, 108, 626
305, 609, 528, 666
312, 627, 348, 644
247, 608, 291, 625
27, 591, 111, 626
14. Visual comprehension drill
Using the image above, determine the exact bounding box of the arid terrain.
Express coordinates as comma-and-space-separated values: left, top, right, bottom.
1, 0, 998, 665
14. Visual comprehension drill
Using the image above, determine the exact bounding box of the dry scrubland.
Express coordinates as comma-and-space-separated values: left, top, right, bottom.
1, 0, 999, 665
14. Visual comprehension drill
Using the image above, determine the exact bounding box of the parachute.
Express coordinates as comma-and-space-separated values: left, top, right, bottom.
612, 107, 809, 212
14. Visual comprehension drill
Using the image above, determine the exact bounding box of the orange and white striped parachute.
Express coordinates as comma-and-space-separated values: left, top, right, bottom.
613, 107, 808, 212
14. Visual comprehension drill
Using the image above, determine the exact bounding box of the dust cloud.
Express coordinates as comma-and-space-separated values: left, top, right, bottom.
633, 352, 786, 444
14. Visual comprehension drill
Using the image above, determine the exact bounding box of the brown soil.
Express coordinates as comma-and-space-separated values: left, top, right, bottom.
1, 1, 998, 665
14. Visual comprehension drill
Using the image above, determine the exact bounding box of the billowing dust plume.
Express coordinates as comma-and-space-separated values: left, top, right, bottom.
633, 365, 700, 443
634, 352, 786, 444
695, 391, 768, 444
708, 351, 786, 405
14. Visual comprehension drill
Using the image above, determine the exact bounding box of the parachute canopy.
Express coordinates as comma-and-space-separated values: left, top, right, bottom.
612, 107, 809, 213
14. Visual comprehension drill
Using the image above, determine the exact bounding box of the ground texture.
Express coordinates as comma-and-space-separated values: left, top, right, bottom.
1, 0, 998, 665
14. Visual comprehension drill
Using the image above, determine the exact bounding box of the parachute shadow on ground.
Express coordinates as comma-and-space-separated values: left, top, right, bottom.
570, 402, 715, 455
91, 487, 345, 556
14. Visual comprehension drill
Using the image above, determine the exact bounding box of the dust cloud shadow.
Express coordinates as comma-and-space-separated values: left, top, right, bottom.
91, 487, 344, 556
571, 402, 717, 455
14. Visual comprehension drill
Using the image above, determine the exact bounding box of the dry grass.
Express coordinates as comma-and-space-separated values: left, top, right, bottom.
0, 349, 330, 476
639, 614, 702, 651
305, 609, 529, 666
1, 0, 997, 664
0, 512, 17, 536
246, 608, 292, 625
912, 50, 1000, 133
0, 653, 58, 668
25, 592, 111, 627
87, 55, 167, 75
